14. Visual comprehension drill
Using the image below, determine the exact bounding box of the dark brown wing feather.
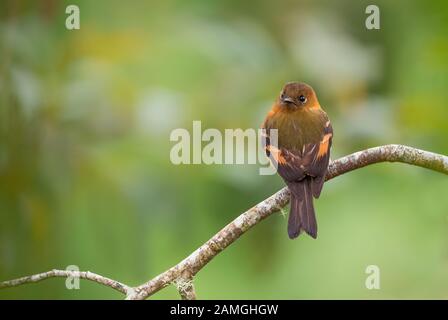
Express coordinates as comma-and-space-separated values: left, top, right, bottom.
308, 121, 333, 197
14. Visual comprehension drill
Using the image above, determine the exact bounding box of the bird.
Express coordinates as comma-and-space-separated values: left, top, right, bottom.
262, 82, 333, 239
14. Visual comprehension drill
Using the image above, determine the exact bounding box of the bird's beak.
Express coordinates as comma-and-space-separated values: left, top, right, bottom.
281, 96, 296, 105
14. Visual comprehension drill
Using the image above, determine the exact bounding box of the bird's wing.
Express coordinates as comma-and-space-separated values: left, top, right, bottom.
262, 126, 307, 182
266, 144, 307, 182
305, 120, 333, 198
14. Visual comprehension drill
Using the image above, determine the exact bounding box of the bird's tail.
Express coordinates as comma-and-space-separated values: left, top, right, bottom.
287, 179, 317, 239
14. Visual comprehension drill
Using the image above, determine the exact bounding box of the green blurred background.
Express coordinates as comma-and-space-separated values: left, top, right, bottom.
1, 0, 448, 299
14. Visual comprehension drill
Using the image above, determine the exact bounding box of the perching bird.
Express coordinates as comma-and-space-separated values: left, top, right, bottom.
262, 82, 333, 239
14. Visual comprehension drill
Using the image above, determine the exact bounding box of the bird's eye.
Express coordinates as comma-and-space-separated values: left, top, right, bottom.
298, 95, 307, 103
280, 92, 286, 100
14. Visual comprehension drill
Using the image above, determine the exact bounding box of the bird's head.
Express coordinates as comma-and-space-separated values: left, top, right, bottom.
278, 82, 320, 110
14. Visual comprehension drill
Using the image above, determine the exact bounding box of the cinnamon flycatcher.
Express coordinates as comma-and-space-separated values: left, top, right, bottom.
262, 82, 333, 239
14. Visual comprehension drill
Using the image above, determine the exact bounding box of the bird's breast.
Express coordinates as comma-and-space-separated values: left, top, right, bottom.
267, 110, 326, 152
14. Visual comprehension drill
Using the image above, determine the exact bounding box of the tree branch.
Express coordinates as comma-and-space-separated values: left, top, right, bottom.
1, 145, 447, 299
0, 269, 133, 296
175, 276, 197, 300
